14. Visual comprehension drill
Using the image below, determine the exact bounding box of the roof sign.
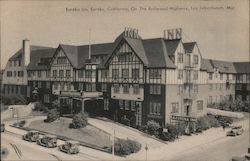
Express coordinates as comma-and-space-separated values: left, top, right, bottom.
124, 27, 140, 39
164, 28, 182, 40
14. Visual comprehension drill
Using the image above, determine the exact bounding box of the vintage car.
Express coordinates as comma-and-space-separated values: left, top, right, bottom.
1, 123, 5, 132
58, 140, 80, 154
23, 130, 40, 142
37, 134, 57, 148
227, 126, 244, 136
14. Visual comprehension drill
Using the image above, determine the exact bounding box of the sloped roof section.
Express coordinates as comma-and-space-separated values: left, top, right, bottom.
200, 58, 214, 72
164, 39, 181, 55
233, 62, 250, 74
210, 59, 236, 73
27, 48, 56, 70
60, 44, 79, 68
183, 42, 196, 53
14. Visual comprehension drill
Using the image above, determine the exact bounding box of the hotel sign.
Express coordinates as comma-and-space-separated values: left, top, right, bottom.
171, 115, 197, 122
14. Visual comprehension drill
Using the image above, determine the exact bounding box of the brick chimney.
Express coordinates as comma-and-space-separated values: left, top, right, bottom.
23, 39, 30, 66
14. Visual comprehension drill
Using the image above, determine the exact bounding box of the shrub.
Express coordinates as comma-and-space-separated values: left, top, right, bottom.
69, 112, 88, 129
13, 120, 26, 127
121, 115, 131, 126
146, 120, 161, 137
44, 109, 59, 123
33, 102, 48, 112
114, 139, 141, 156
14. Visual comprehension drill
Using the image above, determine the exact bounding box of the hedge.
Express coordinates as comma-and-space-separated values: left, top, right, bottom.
114, 139, 141, 156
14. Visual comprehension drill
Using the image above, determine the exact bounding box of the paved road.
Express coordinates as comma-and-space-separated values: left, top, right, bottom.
165, 123, 249, 161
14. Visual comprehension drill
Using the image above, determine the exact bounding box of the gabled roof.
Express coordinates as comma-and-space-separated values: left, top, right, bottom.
164, 39, 181, 55
60, 44, 79, 68
233, 62, 250, 74
210, 59, 236, 74
183, 42, 196, 53
9, 46, 53, 61
200, 58, 214, 72
142, 38, 176, 68
27, 48, 56, 70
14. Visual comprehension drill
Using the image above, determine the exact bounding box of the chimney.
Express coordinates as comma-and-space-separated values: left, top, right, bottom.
23, 39, 30, 66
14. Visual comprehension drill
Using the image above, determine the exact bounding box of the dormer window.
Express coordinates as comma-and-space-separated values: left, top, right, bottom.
178, 53, 183, 63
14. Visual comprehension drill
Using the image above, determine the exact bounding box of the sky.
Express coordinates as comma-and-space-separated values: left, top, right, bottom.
0, 0, 249, 69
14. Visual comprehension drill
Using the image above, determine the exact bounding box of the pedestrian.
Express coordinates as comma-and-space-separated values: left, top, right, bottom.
222, 124, 225, 131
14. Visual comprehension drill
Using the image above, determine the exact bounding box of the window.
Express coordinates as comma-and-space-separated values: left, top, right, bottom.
209, 96, 213, 104
239, 75, 243, 82
178, 53, 183, 63
209, 84, 213, 91
149, 69, 161, 79
125, 100, 129, 110
193, 71, 198, 80
101, 70, 108, 79
18, 71, 24, 77
197, 100, 203, 110
46, 82, 50, 89
150, 85, 161, 94
57, 56, 67, 64
193, 55, 198, 64
60, 82, 64, 90
104, 99, 109, 110
54, 83, 58, 90
86, 83, 96, 92
123, 84, 129, 94
193, 85, 198, 93
246, 74, 250, 82
122, 69, 129, 79
33, 81, 36, 87
133, 84, 140, 94
247, 84, 250, 90
85, 70, 92, 79
178, 70, 183, 79
220, 74, 223, 80
37, 71, 41, 78
114, 84, 120, 93
38, 81, 42, 88
220, 84, 223, 90
101, 84, 107, 92
171, 103, 179, 113
119, 100, 123, 109
78, 70, 84, 78
220, 95, 223, 102
236, 84, 242, 90
59, 70, 64, 78
131, 101, 136, 111
53, 70, 57, 77
118, 52, 133, 62
7, 71, 12, 77
66, 70, 71, 78
112, 69, 119, 79
79, 83, 84, 91
208, 73, 213, 80
28, 71, 31, 77
66, 83, 71, 91
46, 71, 50, 78
246, 95, 250, 101
132, 69, 139, 79
44, 94, 50, 103
177, 85, 183, 95
149, 102, 161, 115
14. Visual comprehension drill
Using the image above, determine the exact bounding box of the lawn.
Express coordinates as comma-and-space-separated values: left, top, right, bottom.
27, 117, 112, 148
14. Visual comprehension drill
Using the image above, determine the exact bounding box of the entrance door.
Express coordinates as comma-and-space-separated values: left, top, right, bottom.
135, 102, 142, 126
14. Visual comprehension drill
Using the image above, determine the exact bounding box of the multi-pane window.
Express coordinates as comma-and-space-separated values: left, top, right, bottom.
177, 85, 183, 95
118, 52, 133, 62
37, 71, 41, 78
44, 94, 50, 103
197, 100, 203, 110
246, 74, 250, 82
66, 70, 71, 78
101, 70, 108, 79
220, 95, 223, 102
220, 74, 223, 80
193, 55, 198, 64
112, 69, 119, 79
149, 69, 161, 79
18, 71, 24, 77
46, 82, 50, 89
220, 84, 223, 90
239, 75, 243, 82
209, 96, 213, 104
125, 100, 129, 110
149, 102, 161, 115
247, 84, 250, 90
133, 84, 140, 94
123, 84, 129, 94
131, 101, 136, 111
132, 69, 139, 79
193, 85, 198, 93
178, 53, 183, 63
66, 83, 71, 91
171, 103, 179, 113
59, 70, 64, 78
104, 99, 109, 110
53, 70, 57, 77
208, 73, 213, 80
119, 100, 123, 109
14, 71, 17, 77
122, 69, 129, 79
7, 71, 12, 77
209, 84, 213, 91
114, 84, 120, 93
86, 83, 96, 92
38, 81, 42, 88
79, 83, 84, 91
60, 82, 64, 90
193, 71, 198, 80
54, 82, 58, 90
46, 71, 50, 78
78, 70, 84, 78
236, 84, 242, 90
57, 56, 67, 64
101, 84, 107, 92
85, 70, 92, 78
149, 85, 161, 94
178, 70, 183, 79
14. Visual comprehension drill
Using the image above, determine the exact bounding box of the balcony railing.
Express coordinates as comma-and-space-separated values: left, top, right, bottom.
56, 90, 103, 98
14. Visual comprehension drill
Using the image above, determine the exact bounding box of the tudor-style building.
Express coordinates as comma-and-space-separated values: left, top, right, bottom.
2, 27, 249, 127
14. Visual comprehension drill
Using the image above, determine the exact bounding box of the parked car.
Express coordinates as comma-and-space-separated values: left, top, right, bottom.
58, 140, 79, 154
23, 130, 40, 142
227, 126, 244, 136
231, 156, 247, 161
1, 123, 5, 132
37, 134, 57, 148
